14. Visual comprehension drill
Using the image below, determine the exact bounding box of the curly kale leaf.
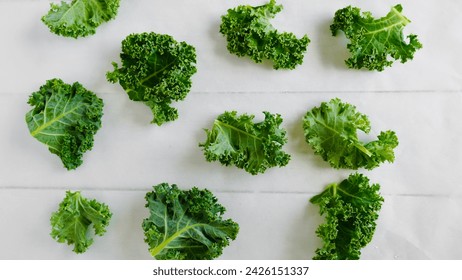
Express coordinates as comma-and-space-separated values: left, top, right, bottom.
331, 4, 422, 71
219, 0, 310, 69
200, 111, 290, 175
25, 78, 103, 170
302, 98, 398, 170
50, 191, 112, 254
142, 183, 239, 260
41, 0, 120, 38
107, 32, 197, 125
310, 173, 384, 260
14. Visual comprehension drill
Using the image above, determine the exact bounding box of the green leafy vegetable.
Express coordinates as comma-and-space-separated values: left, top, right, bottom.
41, 0, 120, 38
50, 191, 112, 254
331, 4, 422, 71
310, 173, 384, 260
302, 98, 398, 170
107, 32, 197, 125
142, 183, 239, 260
25, 78, 103, 170
219, 0, 310, 69
200, 111, 290, 175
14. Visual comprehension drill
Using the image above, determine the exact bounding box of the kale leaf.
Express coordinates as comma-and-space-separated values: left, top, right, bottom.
142, 183, 239, 260
25, 78, 104, 170
302, 98, 398, 170
310, 173, 384, 260
107, 32, 197, 125
219, 0, 310, 69
331, 4, 422, 71
41, 0, 120, 38
200, 111, 291, 175
50, 191, 112, 254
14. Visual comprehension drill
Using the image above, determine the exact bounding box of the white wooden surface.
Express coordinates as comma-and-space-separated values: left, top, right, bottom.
0, 0, 461, 259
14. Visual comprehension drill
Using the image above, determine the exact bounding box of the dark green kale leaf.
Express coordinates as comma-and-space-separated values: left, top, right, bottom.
219, 0, 310, 69
50, 191, 112, 254
25, 78, 104, 170
41, 0, 120, 38
310, 173, 384, 260
107, 32, 197, 125
331, 4, 422, 71
200, 111, 291, 175
142, 183, 239, 260
302, 98, 398, 170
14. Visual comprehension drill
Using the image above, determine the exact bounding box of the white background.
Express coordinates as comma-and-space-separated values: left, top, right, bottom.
0, 0, 461, 260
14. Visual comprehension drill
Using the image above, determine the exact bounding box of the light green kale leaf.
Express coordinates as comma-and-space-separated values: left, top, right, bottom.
41, 0, 120, 38
310, 173, 384, 260
25, 78, 103, 170
142, 183, 239, 260
302, 98, 398, 170
200, 111, 290, 175
50, 191, 112, 254
331, 4, 422, 71
107, 32, 197, 125
219, 0, 310, 69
